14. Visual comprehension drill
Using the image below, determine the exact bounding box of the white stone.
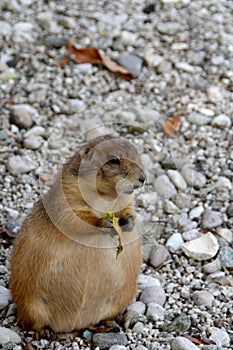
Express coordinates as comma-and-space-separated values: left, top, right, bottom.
182, 167, 206, 189
146, 303, 165, 321
154, 175, 177, 199
189, 206, 204, 220
157, 22, 180, 35
182, 232, 219, 261
127, 301, 146, 315
212, 114, 232, 129
209, 327, 230, 347
166, 233, 184, 251
175, 62, 195, 73
121, 31, 138, 45
202, 259, 221, 273
109, 346, 127, 350
0, 21, 12, 36
171, 336, 200, 350
207, 86, 223, 102
0, 327, 21, 346
182, 229, 201, 241
7, 156, 36, 174
137, 274, 161, 290
150, 245, 171, 268
214, 176, 232, 189
192, 290, 214, 307
68, 99, 86, 113
24, 136, 43, 150
199, 107, 215, 117
202, 210, 223, 229
187, 112, 211, 125
171, 42, 188, 50
24, 126, 46, 138
163, 199, 180, 214
140, 286, 166, 306
58, 16, 77, 29
0, 286, 11, 310
167, 170, 187, 190
145, 54, 163, 68
217, 228, 233, 243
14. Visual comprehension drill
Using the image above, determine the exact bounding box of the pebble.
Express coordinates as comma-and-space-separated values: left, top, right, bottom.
163, 199, 180, 214
0, 21, 12, 36
58, 16, 76, 29
29, 89, 47, 103
24, 126, 46, 137
202, 258, 221, 274
202, 210, 223, 229
45, 35, 68, 48
216, 228, 232, 243
10, 104, 36, 129
140, 286, 166, 306
156, 60, 172, 74
144, 53, 163, 68
207, 86, 223, 102
118, 54, 143, 78
132, 322, 145, 334
206, 271, 225, 283
167, 170, 187, 190
218, 246, 233, 269
68, 99, 86, 113
109, 346, 126, 350
209, 327, 230, 347
187, 112, 212, 125
134, 345, 147, 350
182, 167, 206, 189
92, 333, 127, 349
166, 233, 184, 251
212, 114, 232, 129
137, 274, 161, 290
181, 232, 219, 261
154, 175, 177, 199
171, 42, 188, 50
171, 336, 200, 350
13, 22, 34, 43
146, 303, 165, 321
149, 244, 171, 268
0, 286, 11, 310
157, 22, 180, 35
189, 206, 204, 220
127, 301, 146, 315
0, 71, 19, 82
0, 327, 21, 346
120, 31, 138, 45
226, 204, 233, 217
192, 290, 214, 307
165, 314, 191, 333
7, 155, 36, 174
24, 136, 43, 150
175, 62, 196, 73
182, 229, 201, 241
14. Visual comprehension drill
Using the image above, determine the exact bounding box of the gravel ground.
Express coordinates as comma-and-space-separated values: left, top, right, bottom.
1, 0, 233, 349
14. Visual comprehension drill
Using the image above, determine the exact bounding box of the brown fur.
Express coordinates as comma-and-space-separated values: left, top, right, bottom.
10, 135, 145, 333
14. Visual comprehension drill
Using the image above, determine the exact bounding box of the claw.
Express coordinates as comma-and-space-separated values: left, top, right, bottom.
35, 327, 54, 340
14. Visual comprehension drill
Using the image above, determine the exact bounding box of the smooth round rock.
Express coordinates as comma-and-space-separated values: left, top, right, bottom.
127, 301, 146, 315
0, 286, 11, 310
212, 114, 232, 129
7, 156, 36, 174
140, 286, 166, 306
146, 303, 165, 321
192, 290, 214, 307
202, 259, 221, 274
0, 327, 21, 346
171, 336, 200, 350
226, 204, 233, 218
167, 170, 187, 190
137, 274, 161, 289
187, 112, 211, 125
189, 206, 204, 220
24, 136, 43, 150
157, 22, 180, 35
10, 104, 35, 129
166, 233, 184, 251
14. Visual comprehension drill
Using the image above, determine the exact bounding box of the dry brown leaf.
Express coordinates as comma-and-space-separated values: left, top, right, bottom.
59, 55, 72, 68
162, 114, 182, 138
64, 42, 134, 80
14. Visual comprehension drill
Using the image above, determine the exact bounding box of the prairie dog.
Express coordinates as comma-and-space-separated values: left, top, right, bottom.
10, 135, 145, 334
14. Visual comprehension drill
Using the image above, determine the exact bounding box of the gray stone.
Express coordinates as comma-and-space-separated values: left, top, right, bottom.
171, 336, 200, 350
29, 89, 47, 103
163, 199, 180, 214
146, 303, 165, 321
127, 301, 146, 315
182, 167, 206, 189
209, 327, 230, 347
206, 271, 225, 283
58, 16, 76, 29
192, 290, 214, 307
166, 233, 184, 251
134, 346, 148, 350
0, 327, 21, 345
24, 126, 46, 138
187, 112, 212, 125
132, 322, 145, 334
0, 286, 11, 310
207, 86, 223, 102
218, 246, 233, 269
156, 60, 172, 73
212, 114, 232, 129
0, 21, 12, 36
68, 99, 86, 113
140, 286, 166, 306
166, 314, 191, 333
7, 156, 36, 174
182, 229, 201, 241
226, 204, 233, 218
145, 53, 163, 68
10, 104, 36, 129
45, 35, 68, 49
182, 232, 219, 261
92, 333, 127, 349
121, 31, 138, 45
137, 274, 161, 290
167, 170, 187, 190
202, 210, 223, 229
157, 22, 180, 35
150, 244, 171, 268
154, 175, 177, 199
176, 62, 196, 73
24, 136, 43, 150
203, 259, 221, 274
118, 54, 143, 77
217, 228, 232, 243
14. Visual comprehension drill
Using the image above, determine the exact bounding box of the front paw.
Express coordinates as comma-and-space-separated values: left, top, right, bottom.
99, 218, 117, 237
119, 214, 135, 232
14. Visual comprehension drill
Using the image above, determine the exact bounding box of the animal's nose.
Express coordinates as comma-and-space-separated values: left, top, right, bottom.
138, 173, 146, 184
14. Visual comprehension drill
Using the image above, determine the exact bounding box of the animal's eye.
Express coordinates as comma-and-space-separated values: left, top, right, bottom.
107, 156, 120, 164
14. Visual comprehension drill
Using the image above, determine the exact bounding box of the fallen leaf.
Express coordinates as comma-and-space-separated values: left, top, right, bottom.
61, 42, 134, 80
162, 114, 182, 138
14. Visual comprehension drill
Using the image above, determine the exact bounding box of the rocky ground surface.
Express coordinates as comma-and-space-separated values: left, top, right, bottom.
1, 0, 233, 349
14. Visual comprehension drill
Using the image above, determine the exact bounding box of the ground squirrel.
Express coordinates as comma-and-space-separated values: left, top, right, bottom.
10, 135, 145, 334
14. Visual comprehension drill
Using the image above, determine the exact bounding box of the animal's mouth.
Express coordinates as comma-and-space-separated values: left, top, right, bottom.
120, 180, 144, 194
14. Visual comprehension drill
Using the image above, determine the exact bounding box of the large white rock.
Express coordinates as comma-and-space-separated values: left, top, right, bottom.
181, 232, 219, 261
0, 327, 21, 346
